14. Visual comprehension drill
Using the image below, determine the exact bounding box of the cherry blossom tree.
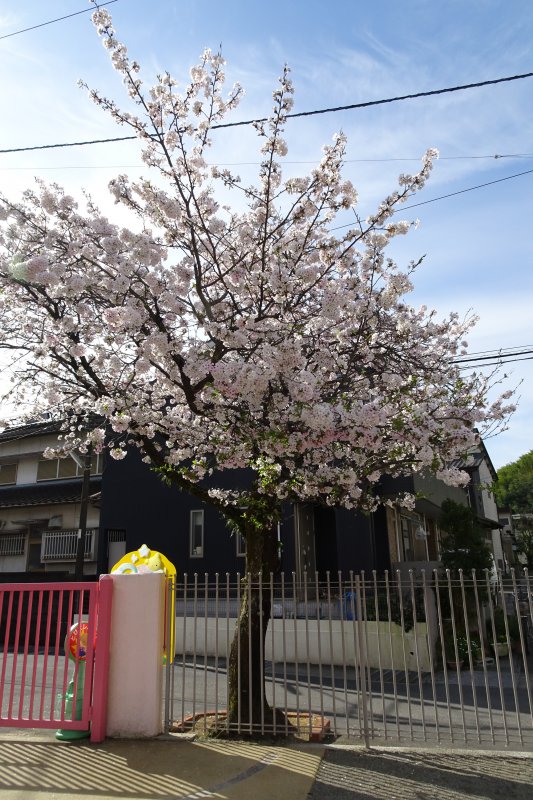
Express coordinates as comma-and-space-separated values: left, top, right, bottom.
0, 8, 513, 732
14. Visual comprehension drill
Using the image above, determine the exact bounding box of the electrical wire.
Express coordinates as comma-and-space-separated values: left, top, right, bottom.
1, 69, 533, 154
458, 355, 533, 369
0, 1, 118, 42
1, 152, 533, 170
0, 19, 531, 380
0, 136, 136, 155
457, 345, 533, 358
454, 350, 533, 364
213, 71, 533, 129
400, 168, 533, 211
326, 166, 533, 232
451, 345, 533, 369
455, 350, 533, 363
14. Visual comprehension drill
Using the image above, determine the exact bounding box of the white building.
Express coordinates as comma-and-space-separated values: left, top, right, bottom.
0, 420, 102, 575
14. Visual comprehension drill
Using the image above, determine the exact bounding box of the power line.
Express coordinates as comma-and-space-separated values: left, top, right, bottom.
459, 355, 533, 369
2, 69, 533, 155
1, 160, 531, 236
213, 70, 533, 129
457, 345, 533, 358
0, 1, 119, 42
454, 349, 533, 364
0, 136, 135, 155
400, 168, 533, 211
452, 345, 533, 370
328, 167, 533, 231
1, 152, 533, 171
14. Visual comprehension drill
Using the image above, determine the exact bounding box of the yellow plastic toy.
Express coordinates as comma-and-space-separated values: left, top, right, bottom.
111, 544, 176, 663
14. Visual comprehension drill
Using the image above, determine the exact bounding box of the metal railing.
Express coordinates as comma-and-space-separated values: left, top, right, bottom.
165, 568, 533, 747
41, 529, 98, 562
0, 534, 25, 557
0, 579, 112, 743
0, 582, 97, 731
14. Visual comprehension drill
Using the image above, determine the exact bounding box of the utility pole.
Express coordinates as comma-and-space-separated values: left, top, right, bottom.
74, 446, 92, 580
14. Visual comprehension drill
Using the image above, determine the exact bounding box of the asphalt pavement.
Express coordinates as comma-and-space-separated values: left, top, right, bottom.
309, 745, 533, 800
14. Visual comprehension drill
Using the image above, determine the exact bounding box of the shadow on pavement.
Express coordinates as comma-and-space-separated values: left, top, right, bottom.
307, 747, 533, 800
0, 736, 322, 799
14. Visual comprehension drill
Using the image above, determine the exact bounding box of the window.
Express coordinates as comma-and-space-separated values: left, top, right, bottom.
0, 463, 17, 485
398, 513, 429, 562
236, 532, 246, 558
27, 531, 43, 572
107, 529, 126, 544
399, 515, 415, 562
37, 453, 103, 481
38, 458, 76, 480
190, 510, 204, 557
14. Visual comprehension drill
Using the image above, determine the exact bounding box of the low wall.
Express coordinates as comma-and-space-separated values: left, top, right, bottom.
175, 617, 435, 672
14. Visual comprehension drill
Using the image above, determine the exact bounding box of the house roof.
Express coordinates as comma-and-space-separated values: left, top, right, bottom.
452, 437, 498, 483
0, 418, 64, 443
0, 477, 102, 508
477, 513, 502, 529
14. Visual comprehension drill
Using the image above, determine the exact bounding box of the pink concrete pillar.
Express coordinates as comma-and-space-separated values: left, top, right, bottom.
91, 575, 113, 743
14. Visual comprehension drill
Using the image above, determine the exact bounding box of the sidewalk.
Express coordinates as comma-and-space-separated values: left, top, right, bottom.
0, 729, 323, 800
309, 745, 533, 800
0, 730, 532, 799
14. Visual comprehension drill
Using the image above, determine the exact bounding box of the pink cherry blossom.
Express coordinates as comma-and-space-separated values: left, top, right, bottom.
0, 15, 515, 720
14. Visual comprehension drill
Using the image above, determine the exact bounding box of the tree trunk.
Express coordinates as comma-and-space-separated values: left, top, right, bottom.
226, 521, 287, 735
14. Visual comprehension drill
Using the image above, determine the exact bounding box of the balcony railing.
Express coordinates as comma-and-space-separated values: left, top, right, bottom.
0, 533, 26, 557
41, 528, 98, 562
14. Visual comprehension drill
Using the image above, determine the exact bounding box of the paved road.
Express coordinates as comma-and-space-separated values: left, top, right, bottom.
3, 651, 533, 749
308, 746, 533, 800
168, 657, 533, 748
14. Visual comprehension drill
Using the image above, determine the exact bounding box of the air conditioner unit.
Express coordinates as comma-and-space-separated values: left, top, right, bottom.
48, 515, 63, 529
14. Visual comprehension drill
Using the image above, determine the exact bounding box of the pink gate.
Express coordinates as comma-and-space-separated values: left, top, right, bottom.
0, 577, 112, 742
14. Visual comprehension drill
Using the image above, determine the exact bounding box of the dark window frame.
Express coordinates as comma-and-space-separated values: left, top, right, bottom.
189, 510, 204, 558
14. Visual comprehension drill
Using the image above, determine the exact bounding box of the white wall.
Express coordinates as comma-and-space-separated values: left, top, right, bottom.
491, 529, 506, 569
478, 459, 499, 521
15, 456, 39, 485
0, 553, 27, 572
0, 503, 99, 532
475, 459, 505, 568
175, 616, 436, 672
108, 540, 126, 572
106, 573, 165, 738
0, 432, 61, 464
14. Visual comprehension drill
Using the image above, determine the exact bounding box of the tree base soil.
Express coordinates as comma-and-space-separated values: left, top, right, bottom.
171, 710, 331, 741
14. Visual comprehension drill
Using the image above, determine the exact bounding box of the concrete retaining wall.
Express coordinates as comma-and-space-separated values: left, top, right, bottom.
175, 617, 435, 672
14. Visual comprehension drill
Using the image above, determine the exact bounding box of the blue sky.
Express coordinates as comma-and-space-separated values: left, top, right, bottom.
1, 0, 532, 469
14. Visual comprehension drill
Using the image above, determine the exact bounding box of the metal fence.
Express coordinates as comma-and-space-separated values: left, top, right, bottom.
41, 529, 97, 562
165, 569, 533, 747
0, 582, 96, 731
0, 534, 25, 557
0, 579, 112, 742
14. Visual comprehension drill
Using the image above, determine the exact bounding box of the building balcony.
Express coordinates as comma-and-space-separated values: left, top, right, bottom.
41, 528, 98, 562
0, 533, 26, 557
